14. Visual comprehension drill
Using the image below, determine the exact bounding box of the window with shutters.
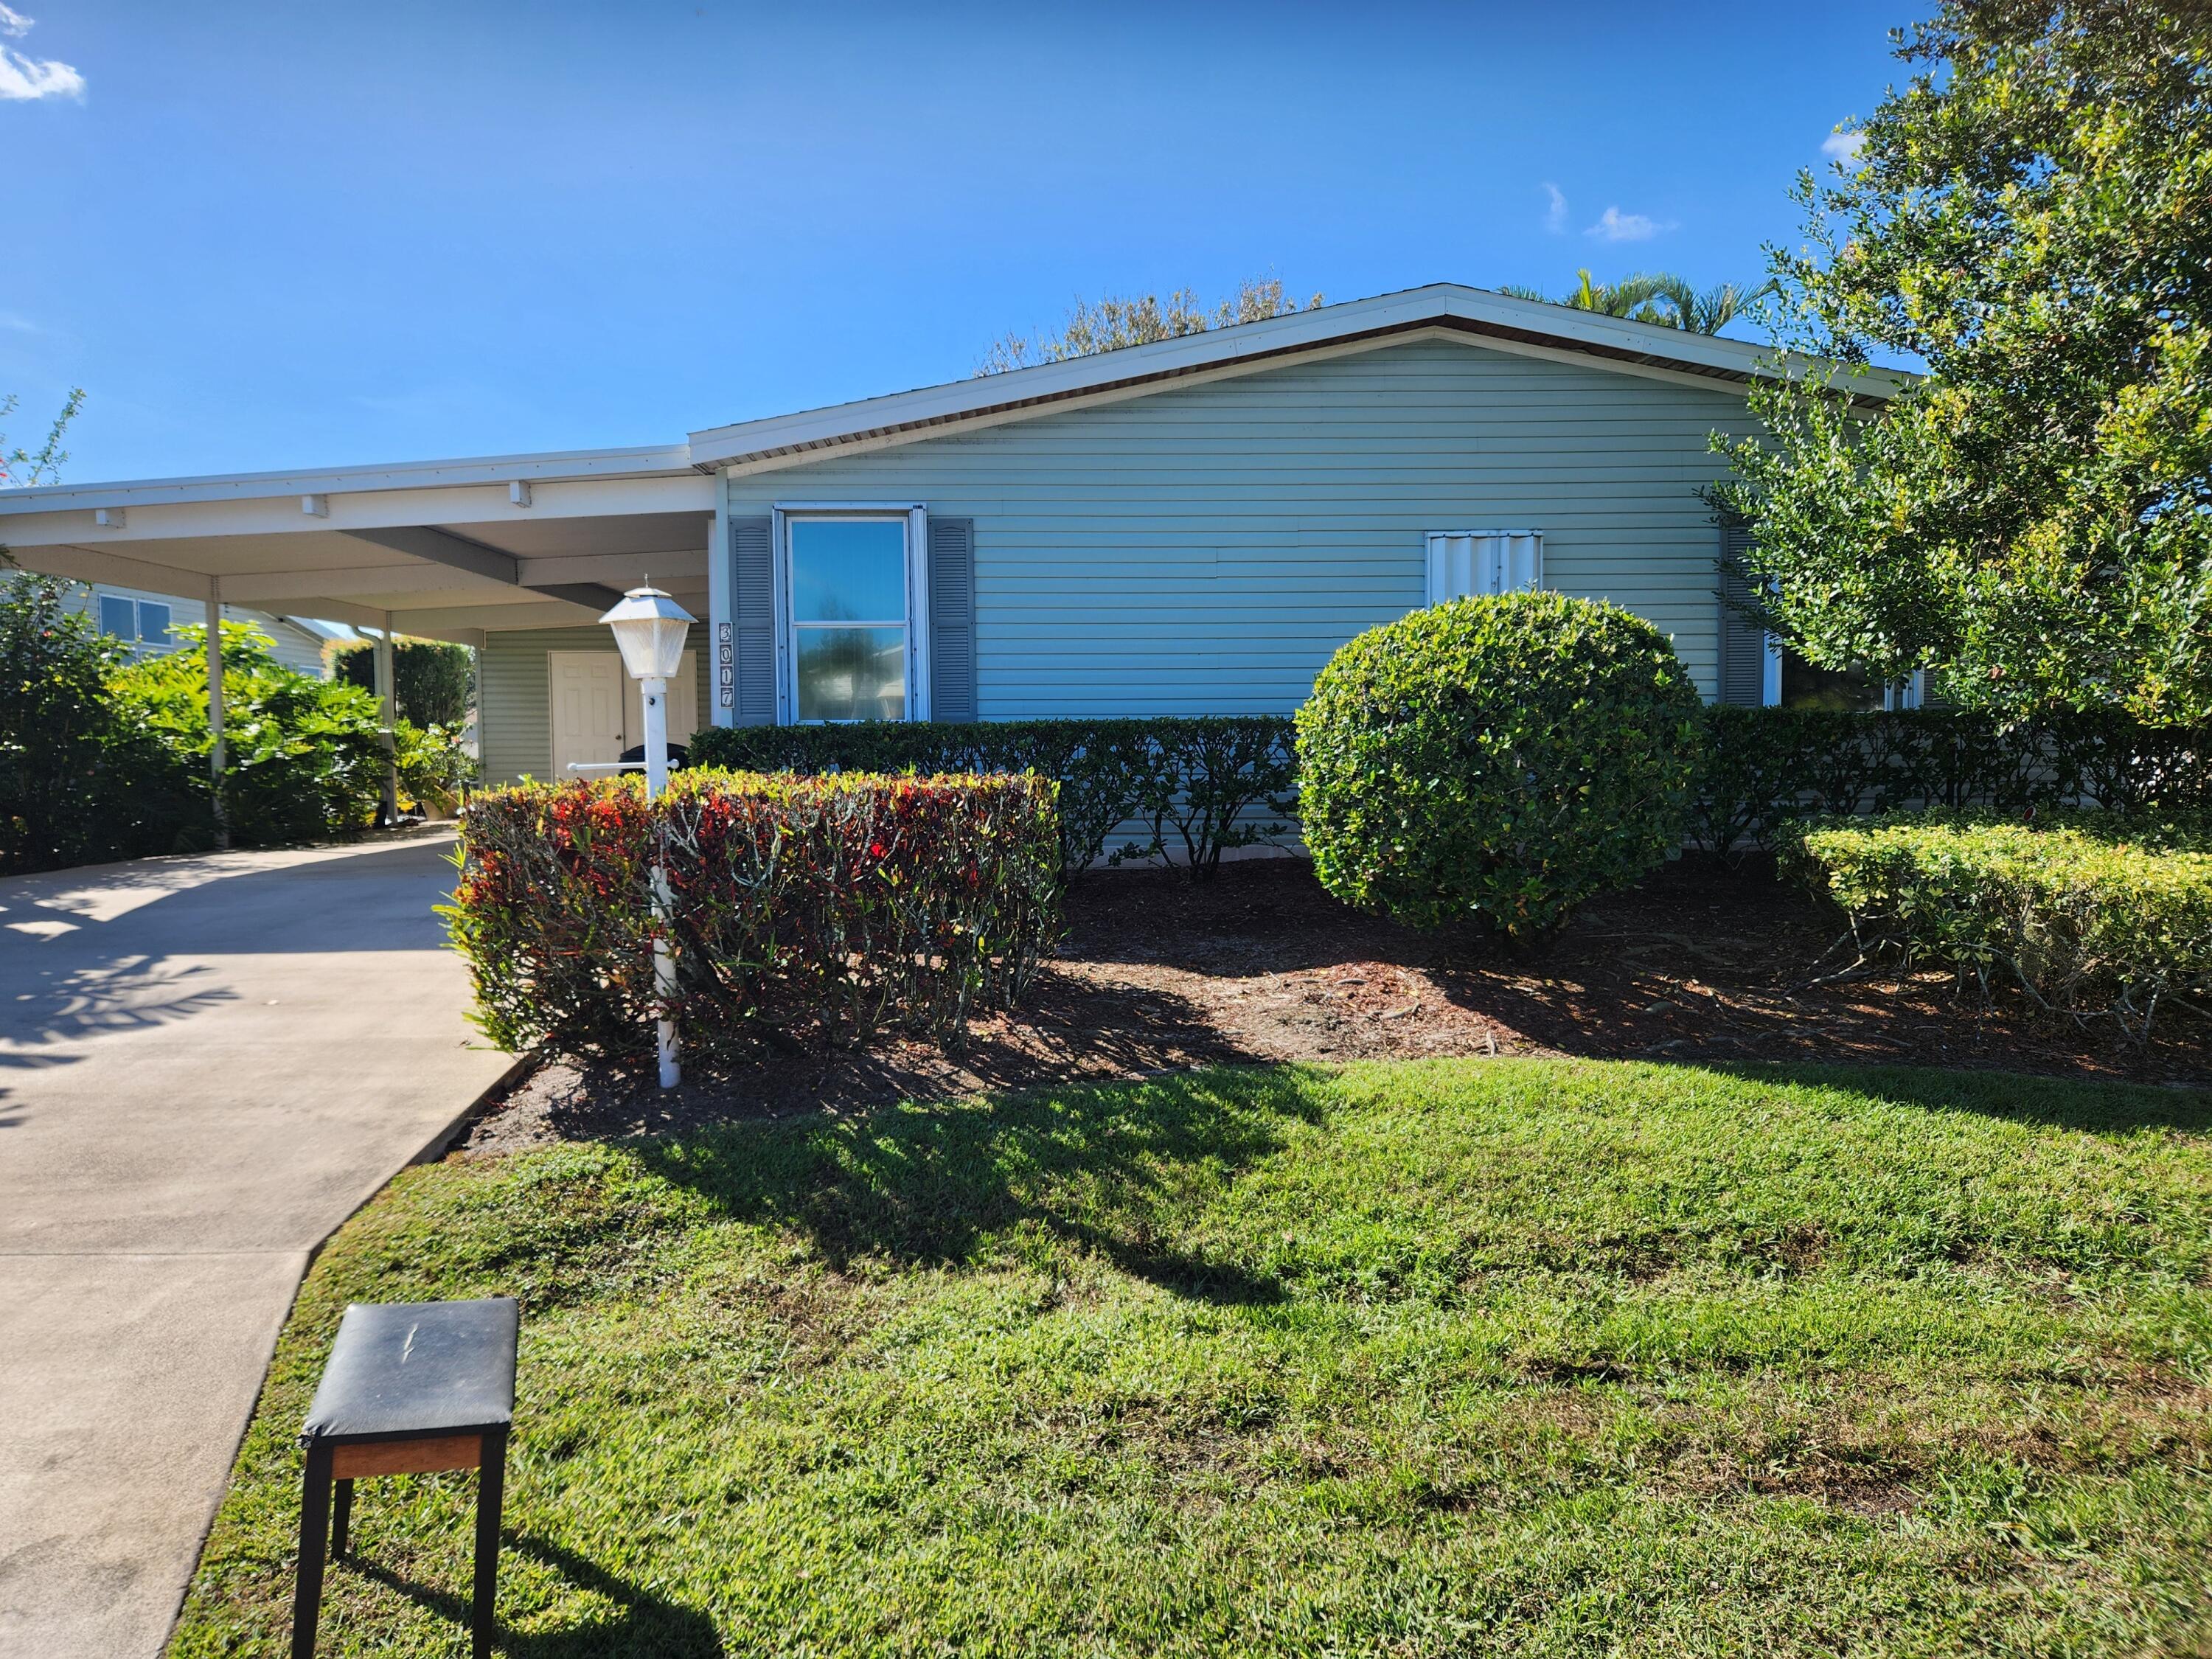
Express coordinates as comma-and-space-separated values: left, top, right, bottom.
1425, 530, 1542, 605
773, 507, 931, 723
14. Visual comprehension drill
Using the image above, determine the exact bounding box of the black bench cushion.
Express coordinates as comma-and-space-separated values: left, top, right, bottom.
302, 1298, 518, 1442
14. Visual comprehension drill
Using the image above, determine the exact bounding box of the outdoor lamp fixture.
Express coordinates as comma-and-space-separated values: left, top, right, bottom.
598, 581, 697, 1090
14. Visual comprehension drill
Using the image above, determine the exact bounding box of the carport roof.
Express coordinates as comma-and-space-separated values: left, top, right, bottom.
0, 443, 715, 643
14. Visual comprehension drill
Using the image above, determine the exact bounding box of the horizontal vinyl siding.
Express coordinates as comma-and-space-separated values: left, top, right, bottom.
479, 625, 712, 786
727, 338, 1756, 712
45, 580, 330, 677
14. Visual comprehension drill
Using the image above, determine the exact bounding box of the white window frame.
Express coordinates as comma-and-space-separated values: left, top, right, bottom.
1424, 529, 1543, 605
97, 592, 173, 650
771, 502, 931, 725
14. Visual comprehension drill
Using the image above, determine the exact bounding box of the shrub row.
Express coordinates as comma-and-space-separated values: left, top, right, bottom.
1696, 707, 2209, 861
689, 717, 1294, 882
689, 704, 2207, 887
449, 770, 1061, 1061
1781, 811, 2212, 1039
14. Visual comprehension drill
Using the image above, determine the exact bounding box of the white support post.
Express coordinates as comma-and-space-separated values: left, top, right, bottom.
376, 615, 398, 825
641, 674, 678, 1088
206, 578, 229, 850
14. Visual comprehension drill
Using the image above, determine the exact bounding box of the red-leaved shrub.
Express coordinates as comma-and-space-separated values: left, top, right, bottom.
448, 769, 1061, 1061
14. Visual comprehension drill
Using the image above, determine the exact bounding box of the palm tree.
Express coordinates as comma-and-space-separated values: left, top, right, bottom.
1495, 270, 1769, 335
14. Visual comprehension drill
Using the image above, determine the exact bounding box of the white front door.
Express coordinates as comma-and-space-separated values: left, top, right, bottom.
622, 651, 698, 751
548, 652, 626, 777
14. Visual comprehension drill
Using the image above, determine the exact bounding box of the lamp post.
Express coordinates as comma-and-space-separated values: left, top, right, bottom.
597, 582, 697, 1089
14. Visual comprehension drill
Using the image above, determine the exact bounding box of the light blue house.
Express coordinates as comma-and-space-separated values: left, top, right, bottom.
0, 285, 1907, 785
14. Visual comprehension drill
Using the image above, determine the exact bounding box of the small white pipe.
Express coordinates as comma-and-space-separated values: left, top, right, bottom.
640, 675, 679, 1088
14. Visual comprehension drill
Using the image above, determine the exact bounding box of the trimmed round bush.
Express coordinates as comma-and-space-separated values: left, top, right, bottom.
1295, 591, 1703, 936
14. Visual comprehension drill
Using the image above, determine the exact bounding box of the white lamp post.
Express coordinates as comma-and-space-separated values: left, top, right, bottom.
597, 582, 697, 1089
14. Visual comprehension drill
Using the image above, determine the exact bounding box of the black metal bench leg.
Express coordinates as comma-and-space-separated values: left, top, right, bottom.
331, 1478, 353, 1559
292, 1440, 334, 1659
472, 1428, 507, 1659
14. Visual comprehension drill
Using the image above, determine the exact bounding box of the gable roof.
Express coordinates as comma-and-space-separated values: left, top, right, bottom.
685, 282, 1907, 472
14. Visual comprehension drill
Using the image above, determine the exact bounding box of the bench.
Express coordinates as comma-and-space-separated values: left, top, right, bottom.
292, 1297, 518, 1658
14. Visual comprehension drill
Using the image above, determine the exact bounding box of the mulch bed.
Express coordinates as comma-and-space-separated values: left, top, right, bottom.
464, 854, 2209, 1152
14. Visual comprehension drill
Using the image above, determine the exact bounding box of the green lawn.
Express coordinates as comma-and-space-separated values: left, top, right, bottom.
173, 1060, 2212, 1657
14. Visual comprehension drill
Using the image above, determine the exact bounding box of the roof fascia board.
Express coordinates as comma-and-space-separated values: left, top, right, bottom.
0, 473, 715, 551
688, 285, 1861, 468
712, 328, 1445, 481
0, 444, 699, 515
695, 286, 1907, 473
712, 323, 1782, 484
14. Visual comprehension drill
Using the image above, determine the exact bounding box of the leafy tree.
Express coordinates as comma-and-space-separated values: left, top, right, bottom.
980, 276, 1322, 375
333, 634, 473, 728
0, 386, 84, 489
0, 574, 193, 872
1498, 270, 1764, 333
1710, 1, 2212, 725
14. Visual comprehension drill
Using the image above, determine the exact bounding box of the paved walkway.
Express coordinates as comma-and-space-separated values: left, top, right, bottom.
0, 835, 515, 1658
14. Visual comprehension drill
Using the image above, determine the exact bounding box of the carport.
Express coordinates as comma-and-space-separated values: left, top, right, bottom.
0, 444, 726, 827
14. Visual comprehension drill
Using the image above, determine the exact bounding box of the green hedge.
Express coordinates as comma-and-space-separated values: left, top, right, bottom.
689, 707, 2208, 884
689, 717, 1293, 882
333, 636, 473, 728
1295, 592, 1703, 937
1694, 707, 2210, 861
451, 770, 1060, 1059
1781, 811, 2212, 1040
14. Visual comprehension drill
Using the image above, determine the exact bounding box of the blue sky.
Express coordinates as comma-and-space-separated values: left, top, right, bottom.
6, 1, 1904, 484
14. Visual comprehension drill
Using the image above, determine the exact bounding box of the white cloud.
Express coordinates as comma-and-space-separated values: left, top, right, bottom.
0, 7, 83, 102
1585, 206, 1674, 243
1541, 181, 1568, 234
1822, 128, 1868, 167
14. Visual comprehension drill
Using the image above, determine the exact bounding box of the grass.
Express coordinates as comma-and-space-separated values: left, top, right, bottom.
171, 1059, 2212, 1657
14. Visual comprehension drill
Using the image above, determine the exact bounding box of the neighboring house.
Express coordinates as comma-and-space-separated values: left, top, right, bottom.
0, 285, 1911, 787
58, 580, 336, 677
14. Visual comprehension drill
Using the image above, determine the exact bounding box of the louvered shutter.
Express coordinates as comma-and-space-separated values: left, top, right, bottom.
730, 516, 776, 726
928, 517, 978, 723
1715, 520, 1770, 707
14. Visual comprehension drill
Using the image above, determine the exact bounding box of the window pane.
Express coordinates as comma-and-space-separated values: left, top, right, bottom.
1781, 650, 1885, 712
796, 626, 905, 722
98, 596, 136, 639
138, 602, 172, 645
790, 519, 906, 622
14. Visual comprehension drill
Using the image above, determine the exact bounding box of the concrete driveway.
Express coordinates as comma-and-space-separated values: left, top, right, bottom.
0, 834, 515, 1658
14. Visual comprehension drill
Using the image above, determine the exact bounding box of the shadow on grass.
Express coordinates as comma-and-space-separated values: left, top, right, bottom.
631, 1065, 1326, 1304
1678, 1057, 2212, 1133
354, 1533, 725, 1658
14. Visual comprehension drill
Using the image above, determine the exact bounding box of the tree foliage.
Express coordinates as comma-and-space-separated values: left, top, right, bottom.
0, 573, 193, 872
1498, 269, 1765, 334
1710, 1, 2212, 725
0, 386, 84, 489
333, 634, 473, 728
980, 277, 1322, 375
